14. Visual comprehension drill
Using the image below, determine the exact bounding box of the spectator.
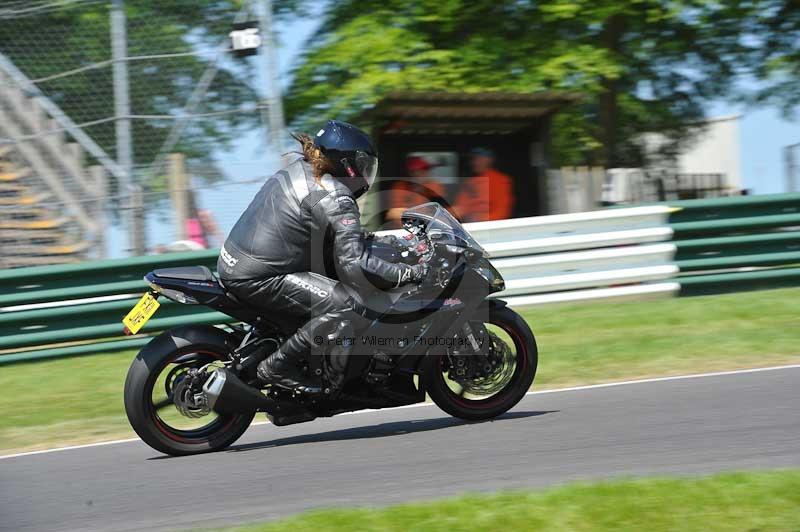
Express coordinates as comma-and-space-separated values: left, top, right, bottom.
185, 192, 222, 248
454, 147, 514, 222
197, 208, 222, 247
386, 155, 448, 226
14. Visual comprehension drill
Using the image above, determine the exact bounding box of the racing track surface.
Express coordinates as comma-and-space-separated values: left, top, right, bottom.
2, 366, 799, 531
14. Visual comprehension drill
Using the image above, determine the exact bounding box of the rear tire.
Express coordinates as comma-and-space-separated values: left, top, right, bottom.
124, 325, 255, 456
425, 305, 537, 421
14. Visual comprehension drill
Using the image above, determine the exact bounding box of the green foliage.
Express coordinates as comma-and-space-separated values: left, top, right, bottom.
748, 0, 800, 116
285, 0, 756, 167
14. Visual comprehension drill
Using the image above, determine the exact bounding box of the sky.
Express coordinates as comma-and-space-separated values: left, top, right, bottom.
121, 11, 800, 257
710, 104, 799, 194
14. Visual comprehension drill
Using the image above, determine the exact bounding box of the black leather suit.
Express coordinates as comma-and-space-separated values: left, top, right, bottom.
217, 159, 417, 379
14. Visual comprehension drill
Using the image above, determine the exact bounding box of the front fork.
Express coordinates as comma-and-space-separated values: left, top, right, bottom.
461, 322, 482, 352
446, 321, 495, 381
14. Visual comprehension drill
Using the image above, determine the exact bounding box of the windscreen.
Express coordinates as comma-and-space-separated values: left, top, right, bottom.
403, 203, 486, 254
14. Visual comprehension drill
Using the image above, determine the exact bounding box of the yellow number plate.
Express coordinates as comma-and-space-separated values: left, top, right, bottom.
123, 292, 160, 335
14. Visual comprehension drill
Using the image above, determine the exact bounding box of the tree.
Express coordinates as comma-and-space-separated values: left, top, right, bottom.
747, 0, 800, 115
285, 0, 752, 168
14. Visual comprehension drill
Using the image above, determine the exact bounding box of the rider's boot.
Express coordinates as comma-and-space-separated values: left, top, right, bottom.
257, 349, 322, 395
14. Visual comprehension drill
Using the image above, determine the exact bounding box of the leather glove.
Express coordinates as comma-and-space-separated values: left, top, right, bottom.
409, 262, 430, 284
364, 232, 403, 249
375, 233, 403, 249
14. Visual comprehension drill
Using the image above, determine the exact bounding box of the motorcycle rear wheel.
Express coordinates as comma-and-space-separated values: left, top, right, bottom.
425, 305, 538, 421
124, 326, 255, 456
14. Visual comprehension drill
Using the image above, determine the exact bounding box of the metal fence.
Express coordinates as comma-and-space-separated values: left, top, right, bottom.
0, 0, 284, 266
0, 156, 271, 267
548, 166, 743, 214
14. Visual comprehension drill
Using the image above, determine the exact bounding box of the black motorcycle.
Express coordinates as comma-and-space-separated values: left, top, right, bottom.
123, 204, 538, 456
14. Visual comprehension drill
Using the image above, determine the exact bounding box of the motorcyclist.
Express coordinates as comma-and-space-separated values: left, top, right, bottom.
217, 120, 428, 394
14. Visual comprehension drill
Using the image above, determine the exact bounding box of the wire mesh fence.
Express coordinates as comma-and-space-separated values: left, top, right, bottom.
0, 158, 276, 268
0, 164, 398, 269
0, 0, 282, 269
0, 1, 760, 271
1, 0, 263, 167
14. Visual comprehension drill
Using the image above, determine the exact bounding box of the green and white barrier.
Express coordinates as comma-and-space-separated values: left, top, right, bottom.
1, 193, 799, 364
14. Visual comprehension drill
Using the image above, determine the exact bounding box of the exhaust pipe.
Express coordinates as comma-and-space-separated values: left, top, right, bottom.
202, 368, 274, 415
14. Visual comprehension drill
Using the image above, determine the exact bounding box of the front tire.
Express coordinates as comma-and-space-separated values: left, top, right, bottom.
425, 305, 538, 421
124, 325, 255, 456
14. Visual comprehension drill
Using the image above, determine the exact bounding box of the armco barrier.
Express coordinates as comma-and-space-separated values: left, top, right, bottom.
0, 249, 217, 307
468, 206, 674, 257
668, 192, 800, 296
2, 193, 799, 364
467, 205, 678, 306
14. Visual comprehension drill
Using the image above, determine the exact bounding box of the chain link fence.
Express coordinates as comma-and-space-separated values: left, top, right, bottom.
0, 0, 283, 269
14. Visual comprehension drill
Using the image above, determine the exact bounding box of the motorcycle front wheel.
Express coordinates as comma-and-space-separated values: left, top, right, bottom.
424, 305, 538, 421
124, 325, 255, 456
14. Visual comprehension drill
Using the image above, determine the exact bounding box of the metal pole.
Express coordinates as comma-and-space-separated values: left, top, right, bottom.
90, 166, 109, 259
111, 0, 144, 254
168, 153, 189, 241
257, 0, 286, 154
785, 143, 800, 193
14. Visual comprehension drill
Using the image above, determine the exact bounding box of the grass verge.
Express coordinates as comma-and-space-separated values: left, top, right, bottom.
517, 286, 800, 388
218, 470, 800, 532
1, 288, 798, 453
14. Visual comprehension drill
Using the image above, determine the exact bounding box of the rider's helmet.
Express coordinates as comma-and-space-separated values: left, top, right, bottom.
314, 120, 378, 198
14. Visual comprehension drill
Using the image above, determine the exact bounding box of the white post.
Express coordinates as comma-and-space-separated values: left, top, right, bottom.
785, 143, 800, 193
90, 166, 109, 259
169, 153, 190, 241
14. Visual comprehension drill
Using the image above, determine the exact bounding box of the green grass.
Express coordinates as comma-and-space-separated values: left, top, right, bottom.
519, 287, 800, 388
1, 288, 798, 453
218, 470, 800, 532
0, 350, 136, 452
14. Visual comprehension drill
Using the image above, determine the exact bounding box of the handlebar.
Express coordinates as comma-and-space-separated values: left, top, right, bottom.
397, 229, 434, 265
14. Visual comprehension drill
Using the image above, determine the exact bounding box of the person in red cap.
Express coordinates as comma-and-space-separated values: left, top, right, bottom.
386, 155, 448, 226
454, 147, 514, 222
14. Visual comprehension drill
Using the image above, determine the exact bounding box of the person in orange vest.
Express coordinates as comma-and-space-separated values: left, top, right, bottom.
454, 147, 514, 222
386, 155, 448, 227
